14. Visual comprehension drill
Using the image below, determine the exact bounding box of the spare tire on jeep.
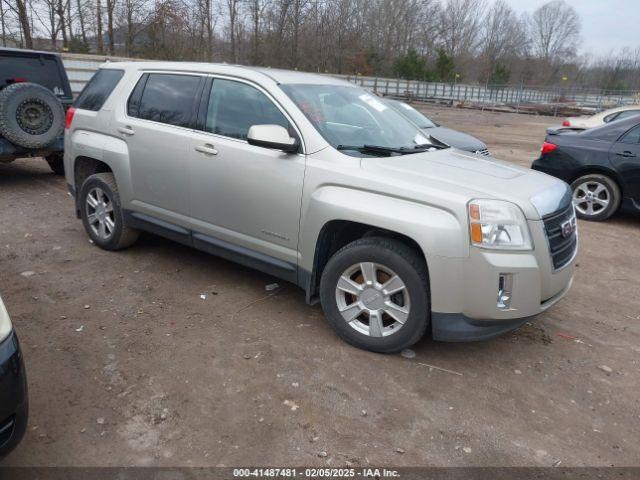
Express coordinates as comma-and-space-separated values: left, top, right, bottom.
0, 82, 65, 149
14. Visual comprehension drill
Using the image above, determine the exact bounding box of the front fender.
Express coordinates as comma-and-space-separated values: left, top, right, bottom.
299, 185, 468, 273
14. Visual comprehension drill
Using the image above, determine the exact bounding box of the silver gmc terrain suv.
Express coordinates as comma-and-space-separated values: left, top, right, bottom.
64, 63, 577, 353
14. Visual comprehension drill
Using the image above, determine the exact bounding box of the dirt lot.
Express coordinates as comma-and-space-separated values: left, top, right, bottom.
1, 106, 639, 467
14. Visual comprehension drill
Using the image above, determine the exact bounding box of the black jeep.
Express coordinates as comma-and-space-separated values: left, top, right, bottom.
0, 47, 73, 175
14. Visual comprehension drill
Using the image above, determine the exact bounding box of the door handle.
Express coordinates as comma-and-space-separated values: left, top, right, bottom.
616, 150, 636, 158
117, 126, 135, 136
195, 144, 218, 156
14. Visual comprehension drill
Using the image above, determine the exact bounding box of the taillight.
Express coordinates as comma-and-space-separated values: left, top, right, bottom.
541, 141, 557, 155
562, 120, 570, 127
65, 107, 76, 130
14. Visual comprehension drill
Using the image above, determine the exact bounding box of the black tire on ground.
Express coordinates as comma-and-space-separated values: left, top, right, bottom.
45, 153, 65, 175
319, 237, 430, 353
79, 173, 140, 250
0, 82, 65, 149
570, 174, 621, 221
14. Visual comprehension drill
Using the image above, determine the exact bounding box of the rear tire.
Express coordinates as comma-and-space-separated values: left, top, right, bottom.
571, 174, 620, 221
45, 153, 65, 175
319, 237, 430, 353
79, 173, 139, 250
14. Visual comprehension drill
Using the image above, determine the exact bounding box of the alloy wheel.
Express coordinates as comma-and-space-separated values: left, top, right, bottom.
85, 187, 116, 240
335, 262, 410, 337
573, 180, 610, 217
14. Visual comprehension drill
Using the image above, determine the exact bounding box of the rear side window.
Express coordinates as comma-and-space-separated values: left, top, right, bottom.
615, 110, 640, 122
75, 69, 124, 111
130, 73, 201, 128
620, 125, 640, 144
0, 53, 69, 98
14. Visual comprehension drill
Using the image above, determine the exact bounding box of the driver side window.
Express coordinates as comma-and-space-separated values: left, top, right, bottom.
205, 79, 289, 140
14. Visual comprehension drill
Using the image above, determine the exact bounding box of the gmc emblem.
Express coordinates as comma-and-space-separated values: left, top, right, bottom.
561, 218, 576, 238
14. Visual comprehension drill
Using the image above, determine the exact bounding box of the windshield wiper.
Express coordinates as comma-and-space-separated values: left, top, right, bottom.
336, 144, 443, 155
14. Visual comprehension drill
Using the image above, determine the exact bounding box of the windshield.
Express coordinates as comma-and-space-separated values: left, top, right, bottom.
280, 84, 432, 156
385, 99, 437, 129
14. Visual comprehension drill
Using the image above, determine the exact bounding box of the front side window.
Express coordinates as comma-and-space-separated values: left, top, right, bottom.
280, 84, 429, 156
205, 79, 289, 140
75, 69, 124, 111
132, 73, 201, 128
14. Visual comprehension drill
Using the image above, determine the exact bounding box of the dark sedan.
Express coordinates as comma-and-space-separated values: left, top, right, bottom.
532, 116, 640, 221
383, 98, 490, 155
0, 295, 28, 460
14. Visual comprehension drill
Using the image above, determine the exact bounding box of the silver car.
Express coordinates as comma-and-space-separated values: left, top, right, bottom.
64, 63, 577, 353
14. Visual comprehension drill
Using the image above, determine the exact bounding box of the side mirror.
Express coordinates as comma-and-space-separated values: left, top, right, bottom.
247, 124, 299, 153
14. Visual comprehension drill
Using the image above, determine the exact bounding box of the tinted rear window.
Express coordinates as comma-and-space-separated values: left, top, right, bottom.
75, 69, 124, 111
0, 53, 69, 98
130, 73, 201, 128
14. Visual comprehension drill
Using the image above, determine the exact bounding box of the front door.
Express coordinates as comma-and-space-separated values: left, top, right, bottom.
188, 77, 305, 271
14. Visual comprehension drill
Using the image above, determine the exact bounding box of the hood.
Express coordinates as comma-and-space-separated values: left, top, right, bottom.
362, 148, 569, 220
424, 126, 486, 153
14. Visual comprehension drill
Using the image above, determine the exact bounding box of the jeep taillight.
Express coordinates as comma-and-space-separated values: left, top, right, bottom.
65, 107, 76, 129
562, 120, 570, 127
541, 141, 557, 155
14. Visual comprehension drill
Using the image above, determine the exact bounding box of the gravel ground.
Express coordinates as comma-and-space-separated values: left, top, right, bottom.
1, 106, 639, 467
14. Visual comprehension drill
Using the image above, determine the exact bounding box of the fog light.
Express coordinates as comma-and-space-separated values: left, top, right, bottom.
497, 274, 513, 310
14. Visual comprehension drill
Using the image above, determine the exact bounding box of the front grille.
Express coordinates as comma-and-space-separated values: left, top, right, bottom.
543, 203, 577, 270
474, 148, 490, 156
0, 415, 15, 448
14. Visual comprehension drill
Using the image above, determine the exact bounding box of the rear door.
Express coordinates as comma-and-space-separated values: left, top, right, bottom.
115, 72, 204, 225
610, 124, 640, 203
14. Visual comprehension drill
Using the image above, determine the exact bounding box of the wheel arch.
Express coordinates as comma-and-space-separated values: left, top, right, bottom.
305, 219, 430, 305
570, 165, 625, 196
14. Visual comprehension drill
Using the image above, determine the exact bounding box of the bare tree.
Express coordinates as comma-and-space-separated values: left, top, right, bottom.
481, 0, 527, 79
438, 0, 486, 60
6, 0, 34, 48
528, 0, 580, 63
105, 0, 116, 54
96, 0, 104, 53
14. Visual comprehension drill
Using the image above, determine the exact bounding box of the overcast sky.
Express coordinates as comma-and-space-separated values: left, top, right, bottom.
506, 0, 639, 56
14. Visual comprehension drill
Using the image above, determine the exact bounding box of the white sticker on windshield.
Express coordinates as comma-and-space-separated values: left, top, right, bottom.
359, 94, 388, 113
414, 133, 429, 144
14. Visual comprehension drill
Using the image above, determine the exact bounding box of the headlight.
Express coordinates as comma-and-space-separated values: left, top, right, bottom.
0, 295, 12, 343
468, 199, 532, 250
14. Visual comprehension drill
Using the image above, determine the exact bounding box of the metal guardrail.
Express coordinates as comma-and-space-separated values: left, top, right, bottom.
62, 53, 640, 114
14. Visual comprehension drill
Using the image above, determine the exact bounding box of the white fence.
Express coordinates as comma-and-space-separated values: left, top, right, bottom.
62, 53, 639, 114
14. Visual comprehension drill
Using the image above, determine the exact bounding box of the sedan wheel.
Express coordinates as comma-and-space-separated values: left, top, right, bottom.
570, 174, 620, 221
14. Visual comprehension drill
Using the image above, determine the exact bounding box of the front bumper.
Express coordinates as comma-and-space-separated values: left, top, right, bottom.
0, 332, 28, 460
429, 218, 576, 342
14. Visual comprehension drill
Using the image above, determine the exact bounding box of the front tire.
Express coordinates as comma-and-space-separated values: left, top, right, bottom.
320, 237, 430, 353
79, 173, 139, 250
571, 174, 621, 221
